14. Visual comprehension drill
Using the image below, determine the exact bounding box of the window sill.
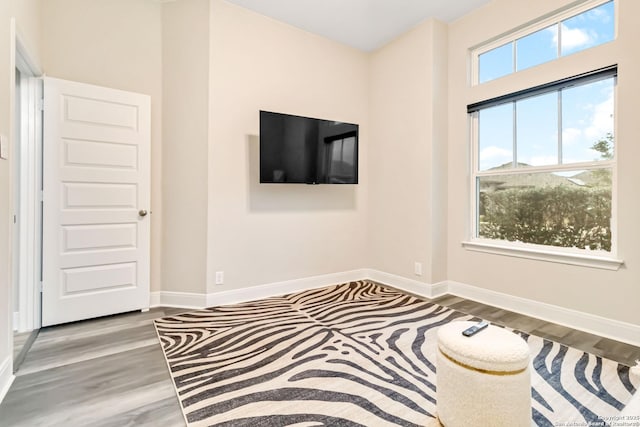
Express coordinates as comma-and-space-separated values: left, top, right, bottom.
461, 240, 624, 271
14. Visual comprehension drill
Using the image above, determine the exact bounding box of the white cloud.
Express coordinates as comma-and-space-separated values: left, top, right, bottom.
584, 90, 614, 140
480, 146, 512, 170
586, 7, 611, 23
562, 127, 582, 145
558, 24, 593, 51
522, 155, 557, 167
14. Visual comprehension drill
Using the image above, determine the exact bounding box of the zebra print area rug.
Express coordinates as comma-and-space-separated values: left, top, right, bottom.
154, 281, 639, 426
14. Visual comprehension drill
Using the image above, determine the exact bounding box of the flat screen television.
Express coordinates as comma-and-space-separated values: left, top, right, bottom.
260, 110, 359, 184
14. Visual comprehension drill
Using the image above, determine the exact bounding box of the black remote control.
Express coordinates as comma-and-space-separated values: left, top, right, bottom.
462, 321, 489, 337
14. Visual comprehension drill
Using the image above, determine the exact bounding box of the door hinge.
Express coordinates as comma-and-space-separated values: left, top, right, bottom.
39, 281, 43, 292
39, 190, 44, 202
38, 99, 44, 111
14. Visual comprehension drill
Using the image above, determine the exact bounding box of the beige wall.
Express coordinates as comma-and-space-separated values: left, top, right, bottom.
368, 19, 448, 284
429, 21, 449, 283
2, 1, 637, 384
447, 0, 640, 325
13, 1, 41, 62
0, 0, 40, 381
207, 0, 369, 293
161, 0, 210, 294
40, 0, 164, 291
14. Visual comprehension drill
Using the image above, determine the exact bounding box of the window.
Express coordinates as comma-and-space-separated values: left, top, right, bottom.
477, 1, 614, 84
469, 67, 616, 253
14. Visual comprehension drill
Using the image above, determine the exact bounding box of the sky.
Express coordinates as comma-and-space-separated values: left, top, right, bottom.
477, 1, 614, 173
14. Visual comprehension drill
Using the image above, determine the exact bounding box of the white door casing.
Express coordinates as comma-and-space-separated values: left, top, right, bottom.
42, 77, 150, 326
16, 72, 43, 332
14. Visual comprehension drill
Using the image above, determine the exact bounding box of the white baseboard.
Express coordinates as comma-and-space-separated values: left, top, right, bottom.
149, 291, 207, 309
151, 270, 369, 310
149, 292, 160, 307
0, 356, 15, 405
149, 269, 640, 348
153, 269, 445, 309
364, 269, 446, 298
365, 273, 640, 347
206, 269, 369, 307
445, 280, 640, 348
431, 281, 449, 297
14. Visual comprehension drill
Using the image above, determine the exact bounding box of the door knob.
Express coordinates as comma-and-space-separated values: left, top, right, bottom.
138, 210, 148, 217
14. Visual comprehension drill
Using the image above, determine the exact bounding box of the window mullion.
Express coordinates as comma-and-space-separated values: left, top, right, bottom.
471, 113, 480, 239
558, 91, 563, 164
512, 101, 517, 168
557, 22, 562, 57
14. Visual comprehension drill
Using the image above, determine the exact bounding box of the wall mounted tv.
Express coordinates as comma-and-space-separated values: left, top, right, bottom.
260, 110, 359, 184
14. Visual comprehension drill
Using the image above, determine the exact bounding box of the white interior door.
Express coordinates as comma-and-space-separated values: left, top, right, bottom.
42, 77, 150, 327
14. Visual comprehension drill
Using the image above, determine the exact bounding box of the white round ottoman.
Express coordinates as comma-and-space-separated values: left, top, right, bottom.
436, 321, 531, 427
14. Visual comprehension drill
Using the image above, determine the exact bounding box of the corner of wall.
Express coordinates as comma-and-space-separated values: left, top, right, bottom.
366, 269, 447, 299
160, 0, 210, 295
428, 19, 450, 284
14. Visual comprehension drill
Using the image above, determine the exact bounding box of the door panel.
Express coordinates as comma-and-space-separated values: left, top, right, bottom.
62, 223, 137, 252
63, 183, 137, 208
42, 77, 150, 326
62, 262, 137, 294
64, 139, 138, 169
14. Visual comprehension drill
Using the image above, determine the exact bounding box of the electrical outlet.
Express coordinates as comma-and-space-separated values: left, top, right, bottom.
215, 271, 224, 285
414, 262, 422, 276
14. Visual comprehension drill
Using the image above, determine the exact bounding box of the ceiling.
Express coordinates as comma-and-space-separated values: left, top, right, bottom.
225, 0, 492, 52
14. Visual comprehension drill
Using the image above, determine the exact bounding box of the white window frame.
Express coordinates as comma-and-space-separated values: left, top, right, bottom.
464, 1, 623, 270
471, 0, 616, 86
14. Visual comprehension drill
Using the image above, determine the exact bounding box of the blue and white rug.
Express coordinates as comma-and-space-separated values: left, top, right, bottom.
155, 280, 639, 426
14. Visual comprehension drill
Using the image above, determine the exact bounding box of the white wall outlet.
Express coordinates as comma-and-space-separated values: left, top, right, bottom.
215, 271, 224, 285
414, 262, 422, 276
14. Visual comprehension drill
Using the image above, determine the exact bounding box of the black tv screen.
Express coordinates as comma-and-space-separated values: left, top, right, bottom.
260, 111, 359, 184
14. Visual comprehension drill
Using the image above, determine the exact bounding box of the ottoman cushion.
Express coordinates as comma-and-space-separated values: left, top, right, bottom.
437, 321, 530, 372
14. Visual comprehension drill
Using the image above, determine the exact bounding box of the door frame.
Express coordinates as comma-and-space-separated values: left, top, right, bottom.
12, 22, 43, 333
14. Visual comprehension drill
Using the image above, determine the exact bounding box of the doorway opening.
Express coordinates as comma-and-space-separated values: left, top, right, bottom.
12, 30, 43, 372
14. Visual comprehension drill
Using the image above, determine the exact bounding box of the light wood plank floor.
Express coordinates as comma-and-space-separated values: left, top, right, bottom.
13, 332, 32, 361
12, 330, 38, 373
0, 292, 638, 426
0, 307, 187, 427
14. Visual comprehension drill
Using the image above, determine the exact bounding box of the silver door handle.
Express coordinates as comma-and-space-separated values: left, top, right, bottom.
138, 210, 148, 217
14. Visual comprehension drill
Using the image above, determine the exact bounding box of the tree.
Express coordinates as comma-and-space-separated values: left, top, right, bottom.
590, 133, 613, 186
592, 132, 614, 160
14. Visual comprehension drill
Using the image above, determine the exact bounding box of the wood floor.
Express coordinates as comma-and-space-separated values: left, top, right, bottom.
0, 307, 187, 427
12, 330, 37, 373
1, 289, 638, 426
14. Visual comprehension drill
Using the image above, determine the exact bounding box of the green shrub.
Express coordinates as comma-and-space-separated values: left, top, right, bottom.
479, 186, 611, 251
